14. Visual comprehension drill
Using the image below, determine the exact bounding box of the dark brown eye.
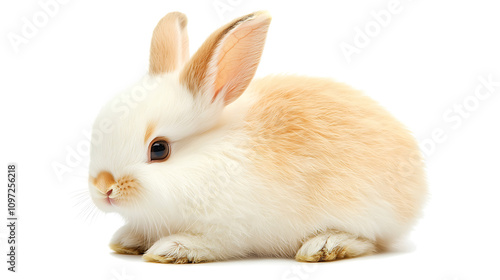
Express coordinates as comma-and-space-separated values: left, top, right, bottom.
148, 137, 170, 162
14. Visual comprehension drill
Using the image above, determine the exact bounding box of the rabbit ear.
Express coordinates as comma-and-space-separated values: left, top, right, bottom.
149, 12, 189, 75
180, 11, 271, 105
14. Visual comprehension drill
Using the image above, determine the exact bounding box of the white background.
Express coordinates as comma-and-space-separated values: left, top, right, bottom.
1, 0, 500, 279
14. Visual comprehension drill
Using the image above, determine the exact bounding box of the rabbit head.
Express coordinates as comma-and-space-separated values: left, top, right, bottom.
88, 12, 271, 222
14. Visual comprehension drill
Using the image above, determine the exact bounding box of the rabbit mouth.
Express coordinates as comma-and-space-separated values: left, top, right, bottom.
106, 196, 116, 206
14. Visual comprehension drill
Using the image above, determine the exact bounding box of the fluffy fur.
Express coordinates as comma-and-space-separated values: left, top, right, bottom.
88, 11, 426, 263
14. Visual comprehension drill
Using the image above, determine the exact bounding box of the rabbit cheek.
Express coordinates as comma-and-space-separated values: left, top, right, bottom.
108, 175, 143, 206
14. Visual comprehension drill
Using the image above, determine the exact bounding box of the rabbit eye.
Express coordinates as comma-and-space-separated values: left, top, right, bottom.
148, 137, 170, 162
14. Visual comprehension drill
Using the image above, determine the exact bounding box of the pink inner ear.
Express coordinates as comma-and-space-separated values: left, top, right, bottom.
213, 22, 267, 104
215, 25, 254, 90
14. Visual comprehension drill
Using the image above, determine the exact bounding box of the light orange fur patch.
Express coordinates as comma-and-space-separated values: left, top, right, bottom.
244, 75, 426, 222
144, 121, 156, 144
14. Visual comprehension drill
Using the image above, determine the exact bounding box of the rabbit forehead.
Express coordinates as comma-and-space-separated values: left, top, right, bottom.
130, 74, 199, 139
89, 74, 198, 175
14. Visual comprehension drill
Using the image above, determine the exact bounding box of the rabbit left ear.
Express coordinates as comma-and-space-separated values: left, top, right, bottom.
149, 12, 189, 75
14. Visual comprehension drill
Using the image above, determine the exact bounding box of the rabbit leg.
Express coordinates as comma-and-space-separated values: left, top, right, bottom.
295, 229, 376, 262
109, 224, 149, 255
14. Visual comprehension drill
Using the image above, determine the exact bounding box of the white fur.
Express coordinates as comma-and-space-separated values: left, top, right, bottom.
88, 11, 425, 263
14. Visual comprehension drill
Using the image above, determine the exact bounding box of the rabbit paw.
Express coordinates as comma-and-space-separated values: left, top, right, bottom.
295, 229, 376, 262
109, 225, 148, 255
143, 234, 217, 264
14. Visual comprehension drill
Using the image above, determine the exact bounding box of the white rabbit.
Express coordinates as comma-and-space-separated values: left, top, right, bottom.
88, 11, 426, 263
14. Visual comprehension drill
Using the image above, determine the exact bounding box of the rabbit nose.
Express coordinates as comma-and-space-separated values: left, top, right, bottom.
92, 171, 116, 194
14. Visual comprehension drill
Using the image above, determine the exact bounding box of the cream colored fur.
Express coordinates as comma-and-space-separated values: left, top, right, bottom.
88, 11, 426, 263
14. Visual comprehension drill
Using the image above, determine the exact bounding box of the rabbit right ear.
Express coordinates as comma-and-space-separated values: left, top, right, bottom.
180, 11, 271, 106
149, 12, 189, 75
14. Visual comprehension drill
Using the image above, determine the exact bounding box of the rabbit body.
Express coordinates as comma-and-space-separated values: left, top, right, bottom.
89, 11, 426, 263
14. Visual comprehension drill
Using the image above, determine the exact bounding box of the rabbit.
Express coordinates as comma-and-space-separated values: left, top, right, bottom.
88, 11, 427, 263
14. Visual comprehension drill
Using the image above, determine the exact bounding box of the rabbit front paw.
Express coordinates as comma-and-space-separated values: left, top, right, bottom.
109, 225, 148, 255
143, 234, 218, 264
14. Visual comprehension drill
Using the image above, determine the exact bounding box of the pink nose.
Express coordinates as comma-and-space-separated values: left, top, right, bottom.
106, 189, 113, 197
